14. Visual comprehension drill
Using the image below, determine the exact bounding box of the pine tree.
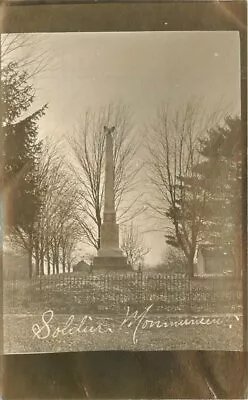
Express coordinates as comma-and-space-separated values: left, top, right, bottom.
196, 115, 242, 274
163, 115, 242, 275
1, 61, 47, 277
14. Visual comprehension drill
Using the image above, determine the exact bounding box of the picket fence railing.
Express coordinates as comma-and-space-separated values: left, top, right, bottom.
4, 272, 242, 314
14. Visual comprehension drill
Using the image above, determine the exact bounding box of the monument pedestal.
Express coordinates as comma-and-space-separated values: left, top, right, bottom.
93, 256, 129, 271
93, 221, 129, 271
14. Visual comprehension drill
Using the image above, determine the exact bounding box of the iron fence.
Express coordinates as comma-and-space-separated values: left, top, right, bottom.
3, 272, 242, 314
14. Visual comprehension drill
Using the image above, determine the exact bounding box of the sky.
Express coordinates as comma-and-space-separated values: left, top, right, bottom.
3, 31, 241, 265
34, 31, 240, 132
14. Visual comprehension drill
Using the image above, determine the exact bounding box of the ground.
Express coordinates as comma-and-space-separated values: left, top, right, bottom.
4, 311, 243, 353
3, 274, 243, 353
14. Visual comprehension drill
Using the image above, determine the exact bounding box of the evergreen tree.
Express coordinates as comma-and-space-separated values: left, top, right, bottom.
1, 61, 47, 277
197, 115, 242, 274
163, 115, 242, 275
147, 102, 215, 276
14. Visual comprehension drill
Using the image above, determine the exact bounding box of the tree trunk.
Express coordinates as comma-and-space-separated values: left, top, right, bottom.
96, 208, 101, 250
52, 251, 56, 274
62, 250, 66, 273
188, 253, 194, 278
34, 243, 40, 276
55, 262, 59, 274
55, 252, 59, 274
35, 261, 39, 276
40, 247, 44, 275
97, 234, 100, 250
51, 241, 56, 274
47, 250, 51, 275
40, 257, 44, 275
97, 219, 101, 250
28, 250, 33, 279
35, 251, 39, 276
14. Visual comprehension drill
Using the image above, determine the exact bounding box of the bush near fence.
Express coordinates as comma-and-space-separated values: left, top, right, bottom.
3, 272, 242, 314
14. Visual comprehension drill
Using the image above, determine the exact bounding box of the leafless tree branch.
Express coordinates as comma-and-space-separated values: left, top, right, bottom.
67, 102, 142, 251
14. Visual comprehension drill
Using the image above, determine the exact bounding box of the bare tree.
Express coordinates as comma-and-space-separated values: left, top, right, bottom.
121, 223, 150, 269
7, 136, 84, 277
17, 140, 80, 276
146, 101, 223, 275
1, 33, 53, 79
68, 103, 143, 251
39, 141, 81, 275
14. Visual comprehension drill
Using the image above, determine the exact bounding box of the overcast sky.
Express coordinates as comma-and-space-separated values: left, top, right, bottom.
35, 31, 240, 136
7, 31, 241, 265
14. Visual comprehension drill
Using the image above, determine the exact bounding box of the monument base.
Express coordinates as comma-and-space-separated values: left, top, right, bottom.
93, 255, 130, 271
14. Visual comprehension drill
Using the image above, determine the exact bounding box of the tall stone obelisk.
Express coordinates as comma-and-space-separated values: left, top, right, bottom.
93, 126, 128, 271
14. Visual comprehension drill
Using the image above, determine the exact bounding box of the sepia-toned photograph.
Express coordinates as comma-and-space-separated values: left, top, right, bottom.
2, 30, 243, 354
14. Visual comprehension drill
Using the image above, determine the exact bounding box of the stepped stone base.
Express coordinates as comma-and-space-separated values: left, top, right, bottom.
93, 255, 130, 271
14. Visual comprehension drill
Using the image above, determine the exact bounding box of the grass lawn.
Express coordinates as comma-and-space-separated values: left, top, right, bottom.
4, 311, 243, 353
3, 276, 243, 353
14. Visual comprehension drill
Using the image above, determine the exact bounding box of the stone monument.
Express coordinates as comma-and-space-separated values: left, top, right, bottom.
93, 126, 129, 271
